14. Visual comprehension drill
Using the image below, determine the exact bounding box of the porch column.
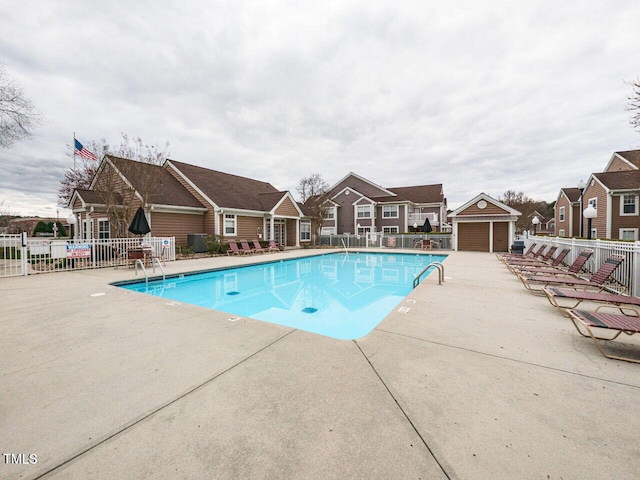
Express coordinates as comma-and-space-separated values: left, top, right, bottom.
295, 219, 300, 247
270, 215, 275, 241
489, 221, 494, 253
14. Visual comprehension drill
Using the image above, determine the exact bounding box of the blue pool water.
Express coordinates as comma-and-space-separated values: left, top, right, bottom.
117, 252, 446, 340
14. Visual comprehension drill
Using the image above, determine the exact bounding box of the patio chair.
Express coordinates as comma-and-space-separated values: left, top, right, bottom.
226, 240, 243, 256
240, 239, 255, 254
517, 253, 625, 295
567, 306, 640, 364
252, 239, 266, 254
543, 287, 640, 317
513, 248, 593, 278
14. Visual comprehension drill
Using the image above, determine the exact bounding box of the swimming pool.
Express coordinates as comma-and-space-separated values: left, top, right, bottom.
117, 252, 446, 340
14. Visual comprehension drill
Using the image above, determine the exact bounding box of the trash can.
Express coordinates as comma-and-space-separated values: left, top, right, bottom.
510, 240, 525, 254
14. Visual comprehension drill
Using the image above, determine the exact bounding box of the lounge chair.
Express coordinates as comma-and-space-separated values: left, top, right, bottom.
543, 287, 640, 317
567, 306, 640, 363
266, 240, 280, 253
497, 242, 537, 261
240, 239, 255, 254
226, 240, 243, 256
252, 239, 266, 254
504, 246, 558, 268
517, 253, 625, 295
514, 248, 593, 277
508, 247, 569, 273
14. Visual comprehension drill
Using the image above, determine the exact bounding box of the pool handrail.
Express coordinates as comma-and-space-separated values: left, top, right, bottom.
413, 262, 444, 289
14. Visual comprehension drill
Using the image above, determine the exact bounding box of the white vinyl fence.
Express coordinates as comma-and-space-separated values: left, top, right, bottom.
319, 233, 452, 250
525, 235, 640, 297
0, 235, 175, 277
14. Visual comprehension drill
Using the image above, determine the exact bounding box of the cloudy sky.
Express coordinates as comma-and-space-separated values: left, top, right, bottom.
1, 0, 639, 218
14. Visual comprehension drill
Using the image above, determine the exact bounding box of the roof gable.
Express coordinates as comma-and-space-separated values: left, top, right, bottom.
558, 187, 581, 203
106, 156, 204, 208
327, 172, 396, 199
451, 193, 521, 217
605, 150, 640, 172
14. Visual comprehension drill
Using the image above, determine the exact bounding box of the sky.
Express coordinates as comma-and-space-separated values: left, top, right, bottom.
1, 0, 639, 218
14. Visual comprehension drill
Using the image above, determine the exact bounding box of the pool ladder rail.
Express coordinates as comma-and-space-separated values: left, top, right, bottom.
134, 257, 166, 286
413, 261, 444, 289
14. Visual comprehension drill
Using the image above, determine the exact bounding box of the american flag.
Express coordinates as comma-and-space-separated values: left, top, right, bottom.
74, 139, 98, 161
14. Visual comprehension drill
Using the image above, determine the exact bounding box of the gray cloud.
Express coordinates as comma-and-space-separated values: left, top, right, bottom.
1, 0, 639, 217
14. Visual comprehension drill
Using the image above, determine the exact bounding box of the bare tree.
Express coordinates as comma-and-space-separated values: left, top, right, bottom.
58, 133, 170, 205
298, 173, 330, 244
0, 64, 39, 148
626, 77, 640, 133
500, 190, 539, 233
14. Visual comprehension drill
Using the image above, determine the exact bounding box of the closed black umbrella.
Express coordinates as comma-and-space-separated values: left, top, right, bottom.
128, 207, 151, 235
422, 217, 433, 233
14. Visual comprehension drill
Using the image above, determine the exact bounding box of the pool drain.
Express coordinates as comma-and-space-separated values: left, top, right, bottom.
226, 291, 240, 296
302, 307, 318, 314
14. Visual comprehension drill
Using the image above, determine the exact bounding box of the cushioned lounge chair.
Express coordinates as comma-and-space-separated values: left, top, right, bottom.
567, 306, 640, 364
226, 240, 243, 255
518, 253, 625, 295
252, 240, 266, 254
514, 249, 592, 278
543, 287, 640, 317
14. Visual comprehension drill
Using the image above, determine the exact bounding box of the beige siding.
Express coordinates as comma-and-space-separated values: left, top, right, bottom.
275, 197, 299, 217
166, 164, 216, 234
606, 157, 635, 172
458, 223, 490, 251
555, 195, 572, 236
611, 195, 640, 239
458, 202, 509, 216
151, 212, 205, 246
582, 181, 607, 238
234, 216, 263, 241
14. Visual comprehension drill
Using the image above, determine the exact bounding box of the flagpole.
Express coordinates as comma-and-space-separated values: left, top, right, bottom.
73, 131, 76, 171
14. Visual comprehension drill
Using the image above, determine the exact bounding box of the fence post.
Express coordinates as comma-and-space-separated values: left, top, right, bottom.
21, 232, 28, 276
634, 241, 640, 297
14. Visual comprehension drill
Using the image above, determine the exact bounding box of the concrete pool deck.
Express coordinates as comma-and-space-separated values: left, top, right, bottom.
1, 249, 639, 479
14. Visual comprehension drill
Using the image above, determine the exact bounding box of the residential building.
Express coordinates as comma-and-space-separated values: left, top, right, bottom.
555, 150, 640, 240
316, 172, 447, 235
69, 155, 309, 247
554, 188, 582, 237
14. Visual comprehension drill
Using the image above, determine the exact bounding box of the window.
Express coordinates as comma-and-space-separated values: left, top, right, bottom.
559, 206, 565, 222
357, 226, 372, 235
98, 219, 110, 239
621, 195, 638, 215
620, 229, 638, 241
224, 214, 236, 236
300, 221, 311, 241
382, 205, 398, 218
382, 226, 399, 234
356, 205, 372, 218
324, 207, 335, 220
558, 229, 565, 237
588, 197, 597, 210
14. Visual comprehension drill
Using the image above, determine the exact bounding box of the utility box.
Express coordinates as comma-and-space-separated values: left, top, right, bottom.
187, 234, 208, 253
